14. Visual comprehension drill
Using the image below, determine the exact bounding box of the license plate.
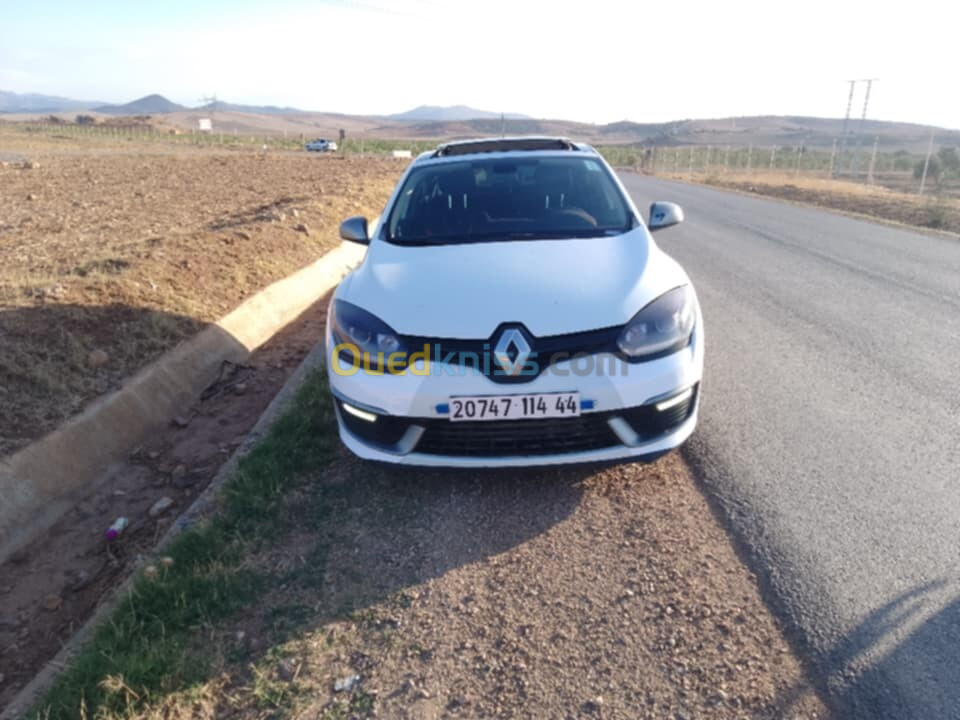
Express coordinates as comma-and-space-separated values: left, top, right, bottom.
448, 392, 581, 422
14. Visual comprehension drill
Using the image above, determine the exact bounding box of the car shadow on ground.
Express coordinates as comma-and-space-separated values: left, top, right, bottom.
195, 450, 599, 713
331, 456, 590, 591
257, 451, 593, 620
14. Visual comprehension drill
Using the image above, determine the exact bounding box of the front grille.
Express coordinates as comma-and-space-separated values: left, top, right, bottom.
401, 325, 692, 385
402, 325, 621, 384
414, 414, 621, 457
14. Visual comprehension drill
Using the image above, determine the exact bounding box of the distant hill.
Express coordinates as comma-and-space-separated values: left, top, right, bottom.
0, 90, 103, 113
3, 89, 957, 152
656, 115, 960, 152
389, 105, 531, 122
197, 101, 307, 115
93, 94, 187, 115
0, 89, 308, 116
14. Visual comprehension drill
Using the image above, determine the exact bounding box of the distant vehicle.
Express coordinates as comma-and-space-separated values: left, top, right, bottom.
305, 138, 337, 152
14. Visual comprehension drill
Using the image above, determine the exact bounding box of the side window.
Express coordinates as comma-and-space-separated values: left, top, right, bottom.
390, 187, 415, 238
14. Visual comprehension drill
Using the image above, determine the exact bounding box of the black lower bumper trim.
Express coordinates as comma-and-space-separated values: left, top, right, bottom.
337, 384, 697, 459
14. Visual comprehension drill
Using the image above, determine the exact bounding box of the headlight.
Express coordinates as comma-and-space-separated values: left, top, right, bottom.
617, 286, 696, 358
330, 300, 405, 364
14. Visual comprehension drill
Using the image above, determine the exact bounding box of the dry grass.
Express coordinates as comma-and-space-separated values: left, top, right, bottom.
717, 171, 900, 196
675, 170, 960, 234
0, 139, 404, 455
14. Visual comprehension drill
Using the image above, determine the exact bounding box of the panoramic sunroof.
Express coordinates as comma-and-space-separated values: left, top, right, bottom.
433, 137, 579, 157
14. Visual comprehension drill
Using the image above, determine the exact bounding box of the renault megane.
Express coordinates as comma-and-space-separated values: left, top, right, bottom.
326, 137, 702, 467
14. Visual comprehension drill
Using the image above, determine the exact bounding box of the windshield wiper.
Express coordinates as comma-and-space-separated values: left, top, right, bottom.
389, 227, 628, 245
505, 229, 623, 240
389, 236, 461, 246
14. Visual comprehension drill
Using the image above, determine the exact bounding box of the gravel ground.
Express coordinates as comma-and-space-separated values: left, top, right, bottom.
221, 452, 828, 719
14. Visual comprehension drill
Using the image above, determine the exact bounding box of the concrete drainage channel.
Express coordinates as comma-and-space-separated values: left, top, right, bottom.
0, 241, 364, 565
2, 335, 337, 719
0, 242, 363, 718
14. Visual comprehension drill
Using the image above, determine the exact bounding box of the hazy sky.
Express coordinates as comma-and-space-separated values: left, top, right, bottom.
1, 0, 958, 129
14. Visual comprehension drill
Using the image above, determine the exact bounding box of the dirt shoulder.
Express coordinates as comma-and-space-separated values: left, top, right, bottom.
264, 452, 828, 720
26, 417, 828, 718
0, 147, 403, 455
684, 172, 960, 235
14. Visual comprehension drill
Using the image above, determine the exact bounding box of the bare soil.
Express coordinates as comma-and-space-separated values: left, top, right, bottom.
693, 172, 960, 234
0, 141, 403, 455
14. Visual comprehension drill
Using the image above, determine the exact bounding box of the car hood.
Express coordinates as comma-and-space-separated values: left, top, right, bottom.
337, 227, 689, 338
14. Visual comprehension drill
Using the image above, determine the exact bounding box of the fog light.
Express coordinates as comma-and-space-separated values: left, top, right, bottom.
655, 387, 693, 412
341, 402, 377, 423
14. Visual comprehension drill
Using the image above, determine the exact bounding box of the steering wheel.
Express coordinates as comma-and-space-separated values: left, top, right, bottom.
546, 208, 598, 229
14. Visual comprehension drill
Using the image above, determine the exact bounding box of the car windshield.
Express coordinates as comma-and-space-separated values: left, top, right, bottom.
385, 156, 634, 245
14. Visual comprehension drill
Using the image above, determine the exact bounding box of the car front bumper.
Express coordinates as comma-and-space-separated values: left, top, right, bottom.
326, 323, 703, 468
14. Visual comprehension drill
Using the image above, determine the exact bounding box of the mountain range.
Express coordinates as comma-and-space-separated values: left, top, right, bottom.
1, 90, 957, 152
0, 90, 104, 113
0, 91, 526, 121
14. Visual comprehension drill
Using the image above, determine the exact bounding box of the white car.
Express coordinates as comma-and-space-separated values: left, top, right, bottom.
326, 137, 703, 467
306, 138, 337, 152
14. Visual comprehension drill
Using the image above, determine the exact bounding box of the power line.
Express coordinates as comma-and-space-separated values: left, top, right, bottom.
835, 80, 857, 178
201, 93, 219, 127
919, 129, 936, 196
851, 79, 879, 177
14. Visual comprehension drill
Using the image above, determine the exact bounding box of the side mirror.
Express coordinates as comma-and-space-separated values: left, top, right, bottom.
648, 202, 684, 232
339, 216, 370, 245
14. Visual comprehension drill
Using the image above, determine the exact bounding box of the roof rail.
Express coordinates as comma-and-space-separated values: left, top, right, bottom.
431, 136, 579, 158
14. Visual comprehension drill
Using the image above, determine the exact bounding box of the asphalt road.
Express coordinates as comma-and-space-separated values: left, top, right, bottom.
619, 174, 960, 719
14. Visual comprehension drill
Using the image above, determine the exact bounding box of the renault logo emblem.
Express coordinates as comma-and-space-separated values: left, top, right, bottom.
493, 328, 532, 376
